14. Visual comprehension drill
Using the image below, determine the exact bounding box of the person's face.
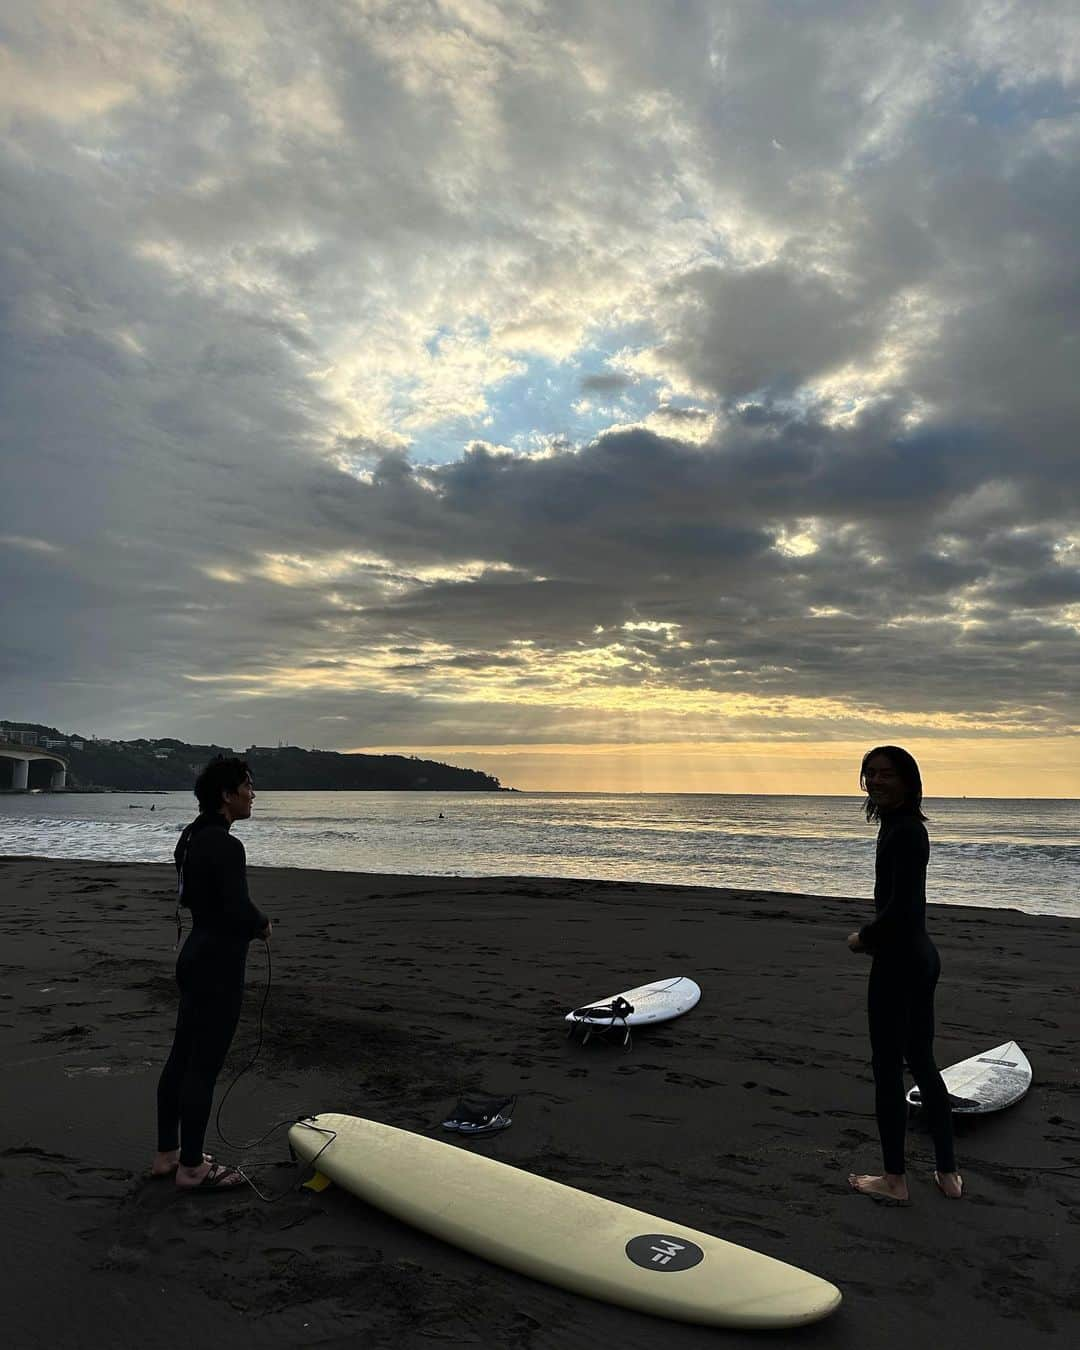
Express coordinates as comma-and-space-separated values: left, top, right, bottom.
862, 754, 906, 810
222, 776, 255, 822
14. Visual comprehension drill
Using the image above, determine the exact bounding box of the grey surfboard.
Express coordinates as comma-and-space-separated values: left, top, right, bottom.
907, 1040, 1031, 1114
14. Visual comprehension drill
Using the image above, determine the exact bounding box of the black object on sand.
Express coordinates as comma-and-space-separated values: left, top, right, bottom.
442, 1094, 516, 1135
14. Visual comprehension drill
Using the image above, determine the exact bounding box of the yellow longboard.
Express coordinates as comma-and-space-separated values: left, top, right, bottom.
289, 1113, 841, 1329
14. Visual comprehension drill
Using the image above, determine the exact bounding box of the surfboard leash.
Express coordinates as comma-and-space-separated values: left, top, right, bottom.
197, 942, 352, 1203
238, 1118, 340, 1203
213, 935, 278, 1152
567, 996, 634, 1048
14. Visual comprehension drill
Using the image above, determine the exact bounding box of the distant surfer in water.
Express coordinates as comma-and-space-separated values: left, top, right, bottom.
152, 756, 271, 1190
847, 746, 962, 1203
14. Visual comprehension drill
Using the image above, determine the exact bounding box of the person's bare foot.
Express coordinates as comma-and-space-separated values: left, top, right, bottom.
174, 1159, 245, 1190
847, 1172, 910, 1205
934, 1170, 963, 1198
150, 1149, 211, 1178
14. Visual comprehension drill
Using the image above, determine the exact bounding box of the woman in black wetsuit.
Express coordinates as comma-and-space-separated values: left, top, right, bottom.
847, 746, 962, 1203
151, 757, 271, 1191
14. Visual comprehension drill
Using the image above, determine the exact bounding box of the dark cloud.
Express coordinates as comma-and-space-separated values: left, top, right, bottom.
580, 372, 632, 394
653, 404, 712, 422
658, 263, 879, 400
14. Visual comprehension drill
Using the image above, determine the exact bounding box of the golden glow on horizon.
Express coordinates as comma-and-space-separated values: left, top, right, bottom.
344, 737, 1080, 799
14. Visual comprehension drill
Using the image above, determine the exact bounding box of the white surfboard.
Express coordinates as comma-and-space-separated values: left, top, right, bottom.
906, 1040, 1032, 1114
289, 1113, 840, 1328
565, 975, 701, 1030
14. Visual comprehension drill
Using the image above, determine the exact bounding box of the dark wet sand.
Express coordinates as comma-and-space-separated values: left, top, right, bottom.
1, 855, 1078, 1349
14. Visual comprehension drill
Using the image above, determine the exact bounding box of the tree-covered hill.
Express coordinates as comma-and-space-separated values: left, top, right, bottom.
0, 722, 504, 792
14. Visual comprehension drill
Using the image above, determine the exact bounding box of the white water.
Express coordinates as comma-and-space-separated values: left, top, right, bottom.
2, 790, 1076, 918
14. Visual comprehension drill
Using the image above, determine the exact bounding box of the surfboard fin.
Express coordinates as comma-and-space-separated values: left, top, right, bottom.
303, 1170, 333, 1192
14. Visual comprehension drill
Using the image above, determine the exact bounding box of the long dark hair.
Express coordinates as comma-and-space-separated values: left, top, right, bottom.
860, 745, 927, 823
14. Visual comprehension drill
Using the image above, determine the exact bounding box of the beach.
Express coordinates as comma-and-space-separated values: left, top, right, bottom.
1, 855, 1078, 1349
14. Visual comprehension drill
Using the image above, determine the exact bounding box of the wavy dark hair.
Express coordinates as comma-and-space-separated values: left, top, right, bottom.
860, 745, 927, 823
194, 755, 251, 812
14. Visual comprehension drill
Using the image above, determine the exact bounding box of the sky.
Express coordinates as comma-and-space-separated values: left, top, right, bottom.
1, 0, 1078, 796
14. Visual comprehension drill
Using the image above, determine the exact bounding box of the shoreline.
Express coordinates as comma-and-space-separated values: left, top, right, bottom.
0, 848, 1072, 922
1, 856, 1077, 1348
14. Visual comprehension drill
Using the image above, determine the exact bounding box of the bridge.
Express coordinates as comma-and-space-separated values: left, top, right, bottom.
0, 741, 68, 790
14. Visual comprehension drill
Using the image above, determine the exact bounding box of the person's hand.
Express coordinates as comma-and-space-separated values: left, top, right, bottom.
847, 931, 866, 953
259, 919, 273, 943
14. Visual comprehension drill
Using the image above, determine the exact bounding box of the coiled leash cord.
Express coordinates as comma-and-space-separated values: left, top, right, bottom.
214, 936, 278, 1151
209, 939, 331, 1203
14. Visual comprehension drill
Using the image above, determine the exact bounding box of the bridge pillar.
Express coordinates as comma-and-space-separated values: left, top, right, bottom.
12, 759, 29, 790
50, 766, 66, 789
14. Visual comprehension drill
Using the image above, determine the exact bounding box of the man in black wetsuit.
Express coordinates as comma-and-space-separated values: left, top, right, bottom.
151, 756, 271, 1191
846, 746, 962, 1204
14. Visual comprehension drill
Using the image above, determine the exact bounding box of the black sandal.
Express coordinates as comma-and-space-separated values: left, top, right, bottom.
442, 1095, 516, 1135
177, 1161, 245, 1193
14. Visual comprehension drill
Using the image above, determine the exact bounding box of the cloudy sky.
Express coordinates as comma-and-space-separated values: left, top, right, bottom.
2, 0, 1078, 795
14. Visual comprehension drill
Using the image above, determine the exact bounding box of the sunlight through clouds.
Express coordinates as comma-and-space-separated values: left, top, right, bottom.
2, 0, 1078, 791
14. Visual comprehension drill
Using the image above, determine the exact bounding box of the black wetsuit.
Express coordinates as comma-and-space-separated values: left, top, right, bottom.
858, 809, 956, 1176
156, 813, 269, 1167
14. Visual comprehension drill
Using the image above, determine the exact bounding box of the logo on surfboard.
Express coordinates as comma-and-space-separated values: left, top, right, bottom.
625, 1234, 705, 1271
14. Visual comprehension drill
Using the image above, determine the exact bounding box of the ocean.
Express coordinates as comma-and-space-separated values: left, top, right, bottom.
1, 790, 1076, 919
